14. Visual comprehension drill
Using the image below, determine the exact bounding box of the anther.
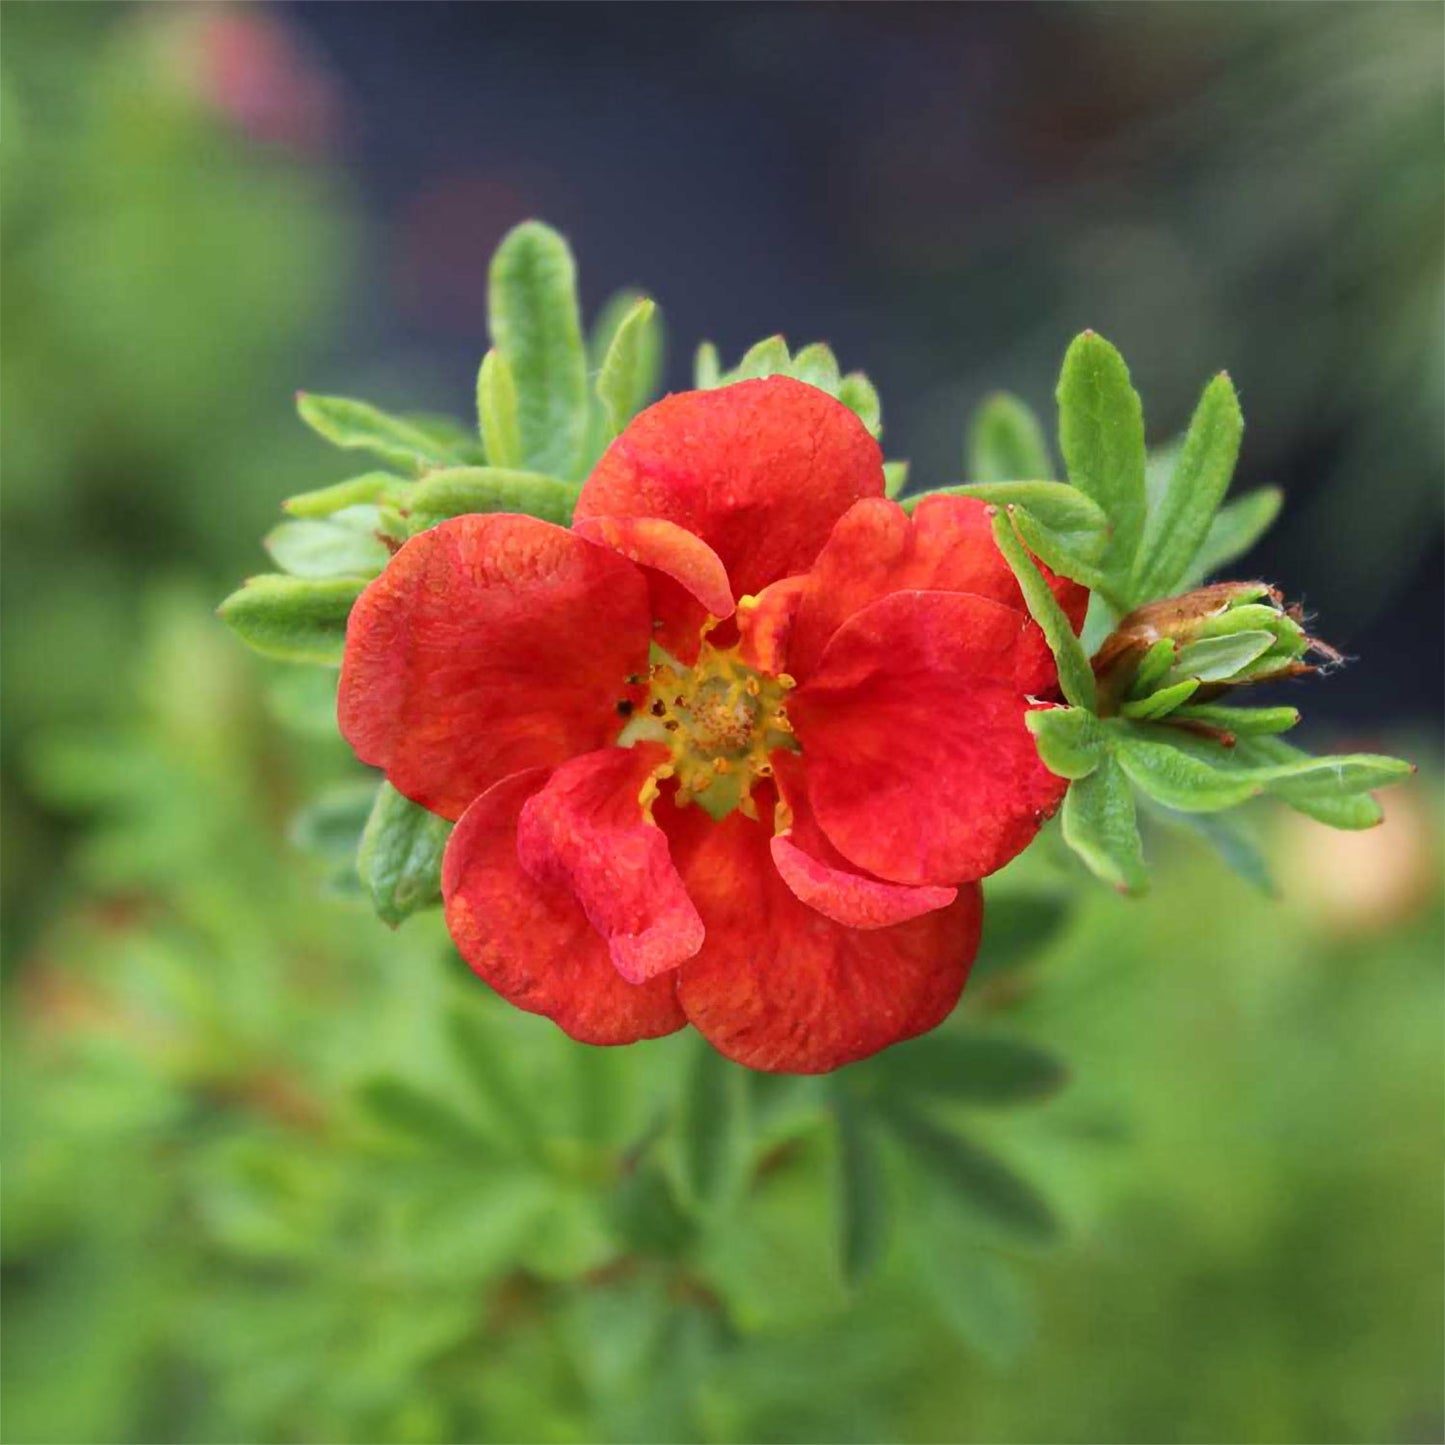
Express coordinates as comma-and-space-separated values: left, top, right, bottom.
616, 700, 634, 717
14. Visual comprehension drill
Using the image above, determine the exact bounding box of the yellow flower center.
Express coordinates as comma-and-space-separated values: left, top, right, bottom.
619, 637, 796, 821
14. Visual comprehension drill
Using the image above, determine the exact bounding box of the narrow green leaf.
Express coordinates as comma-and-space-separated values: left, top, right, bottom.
967, 391, 1053, 482
837, 372, 882, 436
677, 1043, 750, 1212
1120, 678, 1199, 720
289, 780, 377, 862
1055, 331, 1147, 582
1026, 706, 1104, 780
488, 221, 588, 478
990, 511, 1096, 709
1146, 802, 1276, 895
596, 296, 661, 439
879, 1032, 1068, 1107
1009, 505, 1116, 598
1171, 630, 1277, 683
218, 574, 365, 665
1062, 753, 1148, 893
297, 393, 460, 473
929, 481, 1108, 560
1133, 372, 1243, 603
789, 342, 842, 394
283, 472, 403, 518
1172, 703, 1301, 736
1233, 735, 1409, 829
694, 341, 721, 389
357, 1078, 495, 1156
1112, 729, 1262, 812
970, 891, 1072, 979
403, 411, 486, 463
446, 1008, 543, 1153
731, 334, 790, 381
357, 782, 451, 926
1130, 638, 1178, 695
917, 1217, 1034, 1366
265, 505, 391, 580
476, 348, 523, 469
409, 467, 580, 527
883, 1102, 1059, 1245
835, 1094, 889, 1286
882, 460, 909, 498
1184, 486, 1283, 585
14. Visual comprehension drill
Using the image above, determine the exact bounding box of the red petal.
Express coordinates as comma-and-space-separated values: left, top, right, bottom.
339, 515, 649, 820
575, 378, 884, 601
789, 589, 1067, 886
769, 753, 957, 928
665, 797, 980, 1073
573, 514, 734, 665
785, 495, 1088, 691
516, 744, 704, 984
443, 769, 686, 1044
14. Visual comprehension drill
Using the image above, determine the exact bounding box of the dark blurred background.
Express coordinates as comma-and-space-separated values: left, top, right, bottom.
2, 5, 1441, 1443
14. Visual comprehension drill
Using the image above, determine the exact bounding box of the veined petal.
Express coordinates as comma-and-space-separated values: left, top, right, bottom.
666, 796, 980, 1074
785, 495, 1087, 690
516, 744, 703, 984
790, 589, 1067, 886
573, 515, 733, 664
443, 769, 686, 1045
770, 753, 957, 928
339, 515, 649, 820
575, 377, 884, 601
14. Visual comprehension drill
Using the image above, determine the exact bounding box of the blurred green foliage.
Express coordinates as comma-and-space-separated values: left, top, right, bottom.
2, 8, 1441, 1445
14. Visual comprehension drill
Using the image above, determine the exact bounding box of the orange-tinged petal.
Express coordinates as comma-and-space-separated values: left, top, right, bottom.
576, 377, 884, 601
736, 574, 807, 676
339, 515, 649, 820
769, 753, 957, 928
517, 744, 703, 984
443, 769, 686, 1045
665, 795, 980, 1073
790, 589, 1067, 886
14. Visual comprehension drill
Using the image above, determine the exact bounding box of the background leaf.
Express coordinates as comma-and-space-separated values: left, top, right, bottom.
967, 391, 1054, 482
357, 782, 452, 926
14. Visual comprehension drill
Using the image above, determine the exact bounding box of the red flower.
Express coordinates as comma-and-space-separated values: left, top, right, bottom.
339, 378, 1086, 1072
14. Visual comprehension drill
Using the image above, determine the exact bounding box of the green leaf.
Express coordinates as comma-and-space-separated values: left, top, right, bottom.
835, 1094, 889, 1287
1112, 729, 1262, 812
446, 1008, 543, 1155
357, 1078, 496, 1156
1120, 678, 1200, 721
924, 481, 1108, 562
402, 411, 486, 463
1132, 372, 1244, 603
1026, 706, 1104, 780
218, 574, 365, 665
1172, 703, 1301, 736
1147, 802, 1276, 895
731, 334, 790, 381
289, 780, 377, 862
883, 1102, 1059, 1245
917, 1219, 1034, 1367
971, 891, 1071, 979
990, 511, 1096, 710
1232, 735, 1407, 829
1171, 630, 1277, 683
408, 467, 580, 527
1184, 486, 1283, 585
488, 221, 589, 479
1008, 505, 1114, 596
693, 341, 721, 389
357, 782, 451, 926
967, 391, 1053, 482
297, 392, 460, 473
837, 372, 882, 437
596, 296, 661, 440
1062, 753, 1148, 893
676, 1043, 750, 1213
878, 1032, 1068, 1107
789, 341, 841, 394
264, 505, 391, 580
283, 472, 403, 518
882, 460, 909, 499
1055, 331, 1147, 584
476, 348, 523, 469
